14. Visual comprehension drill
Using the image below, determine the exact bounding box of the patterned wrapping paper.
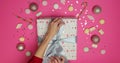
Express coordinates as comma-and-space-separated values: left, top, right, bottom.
37, 18, 77, 60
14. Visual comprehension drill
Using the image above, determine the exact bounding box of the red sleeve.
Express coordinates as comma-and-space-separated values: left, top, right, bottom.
28, 56, 43, 63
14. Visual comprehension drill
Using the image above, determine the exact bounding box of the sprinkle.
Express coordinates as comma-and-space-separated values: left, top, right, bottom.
60, 0, 66, 5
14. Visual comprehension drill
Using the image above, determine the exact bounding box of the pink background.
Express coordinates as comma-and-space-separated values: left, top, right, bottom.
0, 0, 120, 63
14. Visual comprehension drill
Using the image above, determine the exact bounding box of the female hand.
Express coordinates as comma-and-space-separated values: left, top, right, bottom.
49, 56, 65, 63
45, 18, 64, 39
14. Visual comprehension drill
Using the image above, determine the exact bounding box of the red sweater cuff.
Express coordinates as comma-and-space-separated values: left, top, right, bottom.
28, 56, 43, 63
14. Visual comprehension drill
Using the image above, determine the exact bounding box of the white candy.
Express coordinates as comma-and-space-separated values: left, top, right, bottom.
19, 36, 25, 42
87, 15, 95, 21
83, 47, 89, 52
100, 49, 106, 55
98, 29, 104, 35
36, 12, 42, 17
16, 23, 22, 29
42, 0, 47, 6
26, 51, 32, 56
25, 9, 31, 14
28, 24, 33, 30
54, 3, 59, 9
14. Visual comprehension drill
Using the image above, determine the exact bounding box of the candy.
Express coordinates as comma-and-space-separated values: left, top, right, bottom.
36, 12, 42, 17
29, 2, 38, 12
98, 29, 104, 35
42, 0, 47, 6
92, 5, 102, 14
16, 23, 22, 29
16, 43, 25, 51
92, 44, 98, 48
99, 19, 105, 25
83, 47, 89, 53
87, 15, 95, 21
28, 24, 33, 30
89, 26, 96, 32
84, 28, 89, 35
25, 8, 31, 14
54, 3, 59, 9
68, 5, 74, 11
19, 36, 25, 42
26, 51, 32, 56
100, 49, 106, 55
91, 35, 100, 44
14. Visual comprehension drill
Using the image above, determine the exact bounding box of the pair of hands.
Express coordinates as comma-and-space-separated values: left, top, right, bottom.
46, 18, 65, 63
49, 56, 65, 63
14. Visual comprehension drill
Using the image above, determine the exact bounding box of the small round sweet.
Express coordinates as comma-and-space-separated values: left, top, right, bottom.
25, 8, 31, 14
16, 43, 25, 51
100, 49, 106, 55
53, 3, 59, 9
99, 19, 105, 25
92, 5, 102, 14
83, 47, 89, 53
26, 51, 32, 56
29, 2, 38, 12
68, 5, 74, 11
28, 24, 33, 30
91, 35, 100, 44
19, 36, 25, 42
42, 0, 47, 6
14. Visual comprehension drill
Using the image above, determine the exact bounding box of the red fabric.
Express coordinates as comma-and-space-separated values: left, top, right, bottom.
28, 56, 43, 63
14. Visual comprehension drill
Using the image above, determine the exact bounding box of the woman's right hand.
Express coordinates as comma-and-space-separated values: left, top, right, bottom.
49, 56, 65, 63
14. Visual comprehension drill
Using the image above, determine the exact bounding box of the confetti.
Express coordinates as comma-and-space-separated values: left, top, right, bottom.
28, 24, 33, 30
92, 5, 102, 14
19, 36, 25, 42
83, 47, 89, 53
87, 15, 95, 21
29, 2, 38, 12
98, 29, 104, 35
42, 0, 47, 6
91, 35, 100, 44
100, 49, 106, 55
68, 5, 74, 11
36, 12, 42, 17
54, 3, 59, 9
16, 23, 22, 29
76, 1, 79, 4
25, 8, 31, 14
99, 19, 105, 25
16, 43, 25, 51
92, 44, 98, 48
26, 51, 32, 56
